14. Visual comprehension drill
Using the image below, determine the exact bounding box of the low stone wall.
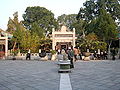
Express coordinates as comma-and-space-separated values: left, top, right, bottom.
6, 53, 52, 60
20, 53, 39, 56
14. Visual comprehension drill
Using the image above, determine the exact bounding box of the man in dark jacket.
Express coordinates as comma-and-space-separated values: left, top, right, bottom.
67, 47, 74, 68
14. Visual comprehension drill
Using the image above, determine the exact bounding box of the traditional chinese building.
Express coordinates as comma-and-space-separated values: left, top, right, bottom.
51, 25, 77, 50
0, 29, 12, 57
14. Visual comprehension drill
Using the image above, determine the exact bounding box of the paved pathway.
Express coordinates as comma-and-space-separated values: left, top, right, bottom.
60, 73, 72, 90
0, 59, 120, 90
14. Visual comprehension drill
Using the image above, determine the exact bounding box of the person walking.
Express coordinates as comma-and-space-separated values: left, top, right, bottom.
67, 47, 74, 68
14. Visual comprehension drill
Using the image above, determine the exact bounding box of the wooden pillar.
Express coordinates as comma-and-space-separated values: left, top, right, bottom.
73, 28, 76, 48
52, 28, 55, 50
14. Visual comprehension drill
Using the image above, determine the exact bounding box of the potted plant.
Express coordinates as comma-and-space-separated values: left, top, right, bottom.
50, 50, 57, 60
0, 51, 5, 59
11, 49, 19, 60
82, 52, 91, 61
83, 52, 91, 57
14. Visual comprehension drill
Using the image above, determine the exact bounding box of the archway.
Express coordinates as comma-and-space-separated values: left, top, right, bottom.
51, 25, 77, 50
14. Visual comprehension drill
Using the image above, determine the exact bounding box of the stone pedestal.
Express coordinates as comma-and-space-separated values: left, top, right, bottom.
83, 52, 91, 61
84, 57, 90, 61
51, 54, 57, 61
41, 56, 48, 61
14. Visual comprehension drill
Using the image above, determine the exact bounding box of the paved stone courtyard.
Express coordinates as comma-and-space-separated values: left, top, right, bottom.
0, 59, 120, 90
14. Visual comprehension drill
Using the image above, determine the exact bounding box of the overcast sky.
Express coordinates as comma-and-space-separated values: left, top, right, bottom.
0, 0, 86, 30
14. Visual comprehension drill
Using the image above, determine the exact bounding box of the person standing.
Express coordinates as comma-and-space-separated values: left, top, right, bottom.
26, 49, 31, 60
73, 47, 79, 61
61, 49, 67, 60
111, 48, 116, 60
40, 48, 46, 57
67, 47, 74, 68
78, 47, 82, 60
100, 52, 104, 60
93, 51, 97, 60
58, 49, 61, 54
103, 51, 108, 60
39, 49, 42, 57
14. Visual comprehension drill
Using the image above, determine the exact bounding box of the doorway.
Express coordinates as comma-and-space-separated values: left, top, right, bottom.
61, 44, 67, 50
0, 44, 5, 58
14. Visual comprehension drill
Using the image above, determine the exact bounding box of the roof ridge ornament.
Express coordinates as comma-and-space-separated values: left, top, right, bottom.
61, 25, 67, 32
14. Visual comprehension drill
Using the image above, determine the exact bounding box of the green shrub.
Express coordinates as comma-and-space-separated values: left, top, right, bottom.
50, 50, 56, 55
11, 49, 20, 56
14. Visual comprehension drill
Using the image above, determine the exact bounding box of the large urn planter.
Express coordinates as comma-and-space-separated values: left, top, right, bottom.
83, 52, 91, 61
51, 54, 57, 61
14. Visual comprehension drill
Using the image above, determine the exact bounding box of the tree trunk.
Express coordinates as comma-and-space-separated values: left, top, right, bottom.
13, 42, 16, 50
82, 30, 85, 38
108, 40, 112, 59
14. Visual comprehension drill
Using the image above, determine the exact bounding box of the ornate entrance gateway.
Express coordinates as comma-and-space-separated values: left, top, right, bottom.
51, 25, 77, 50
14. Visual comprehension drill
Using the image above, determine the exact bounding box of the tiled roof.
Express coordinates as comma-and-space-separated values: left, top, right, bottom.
0, 28, 13, 38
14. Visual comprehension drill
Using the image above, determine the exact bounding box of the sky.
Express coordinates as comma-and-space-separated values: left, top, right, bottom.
0, 0, 86, 30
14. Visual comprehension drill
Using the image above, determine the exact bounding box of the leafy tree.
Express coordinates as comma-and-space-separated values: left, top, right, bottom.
86, 8, 118, 58
7, 12, 26, 50
57, 14, 77, 29
7, 12, 40, 53
31, 22, 45, 38
79, 33, 107, 52
72, 19, 87, 35
22, 6, 58, 51
77, 0, 119, 55
7, 18, 16, 34
77, 0, 120, 22
7, 12, 19, 33
57, 14, 88, 36
20, 31, 40, 52
22, 6, 58, 34
87, 8, 118, 42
